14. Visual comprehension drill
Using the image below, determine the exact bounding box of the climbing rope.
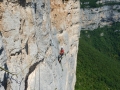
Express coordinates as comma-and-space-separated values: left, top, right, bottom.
39, 61, 40, 90
0, 66, 17, 76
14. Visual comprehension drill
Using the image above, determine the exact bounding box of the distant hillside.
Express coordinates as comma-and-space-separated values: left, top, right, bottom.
80, 0, 120, 8
75, 22, 120, 90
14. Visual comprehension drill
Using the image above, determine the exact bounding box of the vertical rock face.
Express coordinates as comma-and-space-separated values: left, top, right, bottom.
0, 0, 80, 90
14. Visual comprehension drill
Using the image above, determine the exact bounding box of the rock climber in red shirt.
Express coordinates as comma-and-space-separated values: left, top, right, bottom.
58, 47, 64, 63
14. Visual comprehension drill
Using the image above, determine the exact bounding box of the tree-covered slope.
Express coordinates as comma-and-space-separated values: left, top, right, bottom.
75, 23, 120, 90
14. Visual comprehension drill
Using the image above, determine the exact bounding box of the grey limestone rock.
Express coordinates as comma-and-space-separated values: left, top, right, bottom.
0, 0, 80, 90
81, 5, 120, 30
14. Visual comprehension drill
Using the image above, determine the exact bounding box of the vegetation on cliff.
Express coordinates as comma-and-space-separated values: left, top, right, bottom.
75, 22, 120, 90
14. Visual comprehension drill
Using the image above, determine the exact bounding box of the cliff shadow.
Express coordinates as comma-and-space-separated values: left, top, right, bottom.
0, 0, 3, 2
62, 0, 69, 3
108, 6, 115, 22
24, 59, 44, 90
0, 47, 4, 55
18, 0, 26, 7
1, 63, 9, 90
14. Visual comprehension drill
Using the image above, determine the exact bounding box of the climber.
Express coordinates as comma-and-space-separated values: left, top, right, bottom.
58, 47, 64, 63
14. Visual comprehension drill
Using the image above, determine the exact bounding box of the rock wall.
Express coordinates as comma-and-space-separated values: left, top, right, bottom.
96, 0, 120, 4
81, 5, 120, 30
0, 0, 80, 90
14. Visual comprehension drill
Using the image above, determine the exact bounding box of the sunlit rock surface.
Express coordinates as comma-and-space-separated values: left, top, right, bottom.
81, 5, 120, 30
0, 0, 80, 90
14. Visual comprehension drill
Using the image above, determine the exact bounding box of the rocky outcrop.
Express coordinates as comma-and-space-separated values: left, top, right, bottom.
0, 0, 80, 90
96, 0, 120, 4
81, 5, 120, 30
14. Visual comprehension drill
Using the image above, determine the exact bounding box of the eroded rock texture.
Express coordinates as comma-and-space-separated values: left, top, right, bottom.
81, 5, 120, 30
0, 0, 80, 90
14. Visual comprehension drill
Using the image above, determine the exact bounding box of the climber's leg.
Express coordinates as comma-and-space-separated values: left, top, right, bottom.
60, 54, 63, 60
58, 55, 61, 63
58, 55, 63, 71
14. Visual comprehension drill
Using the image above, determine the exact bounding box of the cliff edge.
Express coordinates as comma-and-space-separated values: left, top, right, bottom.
0, 0, 80, 90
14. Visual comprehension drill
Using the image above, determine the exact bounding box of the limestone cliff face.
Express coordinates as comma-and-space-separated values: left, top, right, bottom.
0, 0, 80, 90
81, 5, 120, 30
